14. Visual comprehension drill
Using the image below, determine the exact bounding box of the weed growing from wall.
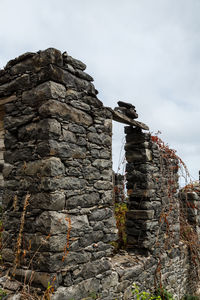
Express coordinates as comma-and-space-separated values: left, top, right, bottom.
115, 202, 128, 249
62, 216, 71, 262
0, 192, 72, 298
13, 193, 30, 277
132, 283, 175, 300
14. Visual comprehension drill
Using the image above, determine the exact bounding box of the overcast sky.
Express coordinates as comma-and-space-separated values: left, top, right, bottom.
0, 0, 200, 182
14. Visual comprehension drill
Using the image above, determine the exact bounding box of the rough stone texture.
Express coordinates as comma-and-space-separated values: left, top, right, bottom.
0, 49, 199, 299
0, 48, 117, 295
124, 126, 198, 298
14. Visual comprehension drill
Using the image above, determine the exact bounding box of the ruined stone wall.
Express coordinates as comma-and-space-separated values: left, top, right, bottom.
124, 126, 197, 297
0, 48, 117, 295
0, 49, 199, 300
125, 127, 180, 253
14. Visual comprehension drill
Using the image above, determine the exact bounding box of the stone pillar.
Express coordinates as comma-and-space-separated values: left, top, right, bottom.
180, 191, 199, 227
125, 126, 179, 255
178, 188, 200, 293
0, 48, 117, 290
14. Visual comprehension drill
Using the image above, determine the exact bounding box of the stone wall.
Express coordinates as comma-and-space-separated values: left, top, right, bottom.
0, 48, 117, 295
124, 127, 197, 297
0, 49, 199, 299
125, 127, 179, 254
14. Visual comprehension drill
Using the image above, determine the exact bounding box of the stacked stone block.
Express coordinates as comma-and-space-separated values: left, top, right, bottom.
178, 187, 200, 292
0, 48, 117, 290
125, 127, 179, 253
124, 126, 194, 295
179, 187, 200, 231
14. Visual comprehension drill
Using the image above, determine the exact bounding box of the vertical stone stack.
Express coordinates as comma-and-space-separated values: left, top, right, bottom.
125, 126, 179, 254
125, 127, 156, 252
179, 186, 200, 286
178, 188, 200, 295
124, 126, 197, 294
179, 188, 200, 233
0, 48, 117, 291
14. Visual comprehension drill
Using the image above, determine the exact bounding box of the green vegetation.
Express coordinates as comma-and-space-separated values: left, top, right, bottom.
132, 283, 162, 300
0, 288, 7, 299
132, 284, 175, 300
184, 296, 199, 300
155, 288, 174, 300
115, 202, 128, 249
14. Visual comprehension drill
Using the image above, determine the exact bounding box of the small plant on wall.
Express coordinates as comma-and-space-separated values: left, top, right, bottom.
115, 202, 128, 249
132, 283, 175, 300
114, 170, 128, 250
